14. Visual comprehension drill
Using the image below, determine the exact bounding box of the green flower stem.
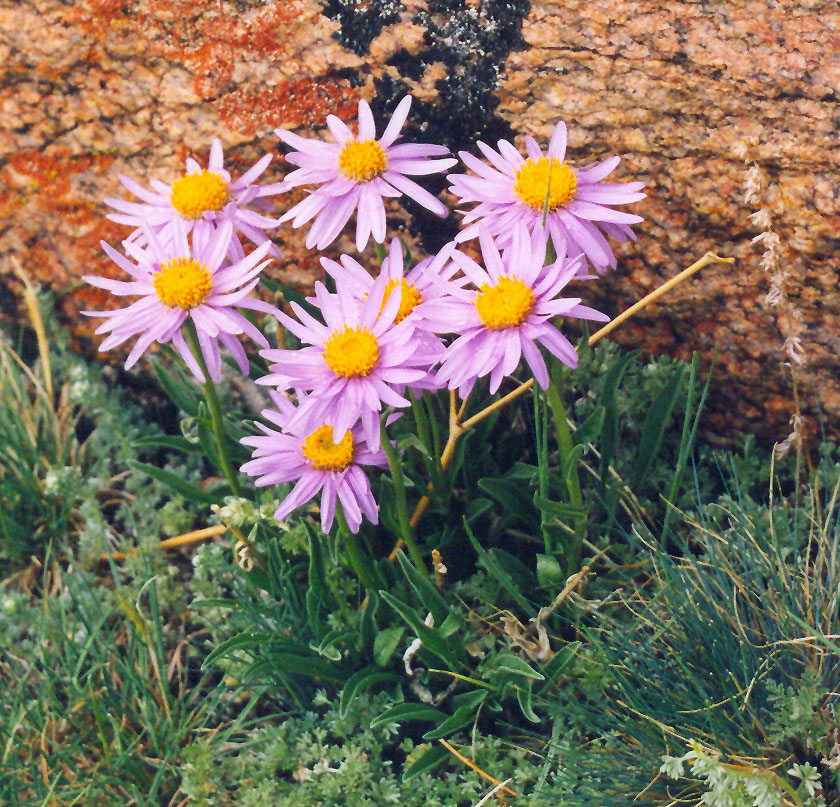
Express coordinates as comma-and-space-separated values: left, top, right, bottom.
336, 506, 379, 590
379, 428, 427, 573
182, 321, 241, 496
544, 365, 586, 572
374, 241, 387, 264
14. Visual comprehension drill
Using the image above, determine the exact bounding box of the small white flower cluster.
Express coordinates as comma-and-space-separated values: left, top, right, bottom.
660, 741, 825, 807
43, 465, 82, 496
211, 495, 282, 529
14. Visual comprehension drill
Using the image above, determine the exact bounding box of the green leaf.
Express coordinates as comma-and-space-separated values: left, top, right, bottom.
466, 497, 493, 524
395, 549, 449, 626
536, 554, 564, 587
373, 627, 405, 667
560, 443, 586, 485
493, 652, 545, 681
371, 702, 447, 728
268, 653, 345, 682
489, 549, 534, 591
534, 496, 587, 522
580, 405, 605, 441
422, 706, 475, 740
132, 434, 201, 454
309, 629, 352, 661
129, 461, 220, 505
402, 744, 450, 780
340, 667, 401, 716
478, 476, 537, 526
380, 591, 461, 668
196, 402, 221, 468
450, 689, 488, 710
516, 680, 540, 723
629, 365, 685, 488
359, 589, 379, 651
151, 357, 199, 416
599, 351, 637, 495
202, 632, 280, 669
465, 523, 533, 612
305, 527, 329, 636
537, 641, 581, 694
396, 433, 432, 459
438, 611, 465, 638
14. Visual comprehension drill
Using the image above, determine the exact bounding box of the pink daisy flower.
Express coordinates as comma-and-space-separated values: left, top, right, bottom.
319, 239, 468, 392
275, 95, 457, 251
434, 225, 609, 397
104, 138, 282, 257
83, 220, 277, 383
448, 122, 646, 274
241, 392, 385, 534
257, 271, 429, 450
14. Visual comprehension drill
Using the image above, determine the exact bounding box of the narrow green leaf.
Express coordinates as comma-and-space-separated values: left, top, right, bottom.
132, 434, 201, 453
534, 496, 587, 522
422, 706, 475, 740
599, 351, 637, 494
402, 744, 450, 780
536, 554, 564, 587
129, 461, 219, 505
465, 523, 532, 612
580, 405, 605, 441
380, 591, 460, 668
537, 641, 581, 694
268, 653, 345, 682
478, 476, 537, 525
466, 497, 494, 524
517, 680, 540, 722
151, 357, 199, 416
629, 365, 684, 487
373, 626, 405, 667
201, 632, 272, 669
395, 549, 449, 626
371, 702, 446, 728
340, 667, 401, 716
493, 652, 545, 680
396, 433, 432, 459
359, 589, 379, 651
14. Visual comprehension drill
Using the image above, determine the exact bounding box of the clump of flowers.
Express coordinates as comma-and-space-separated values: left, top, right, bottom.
86, 95, 646, 556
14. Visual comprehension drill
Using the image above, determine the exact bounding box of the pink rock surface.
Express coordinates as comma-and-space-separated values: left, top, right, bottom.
1, 0, 838, 443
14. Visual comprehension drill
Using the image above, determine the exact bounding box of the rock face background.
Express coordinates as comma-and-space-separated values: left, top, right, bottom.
2, 0, 838, 443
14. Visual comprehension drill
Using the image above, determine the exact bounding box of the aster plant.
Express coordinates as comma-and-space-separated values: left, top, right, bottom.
81, 97, 733, 603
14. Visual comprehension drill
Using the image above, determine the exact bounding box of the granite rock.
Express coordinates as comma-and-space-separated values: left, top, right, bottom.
2, 0, 838, 443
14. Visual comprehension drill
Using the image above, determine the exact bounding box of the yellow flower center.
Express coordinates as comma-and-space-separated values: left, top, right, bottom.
302, 425, 354, 472
382, 279, 423, 323
323, 326, 380, 378
475, 276, 535, 330
153, 257, 213, 310
338, 138, 387, 182
513, 156, 577, 211
169, 170, 229, 219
